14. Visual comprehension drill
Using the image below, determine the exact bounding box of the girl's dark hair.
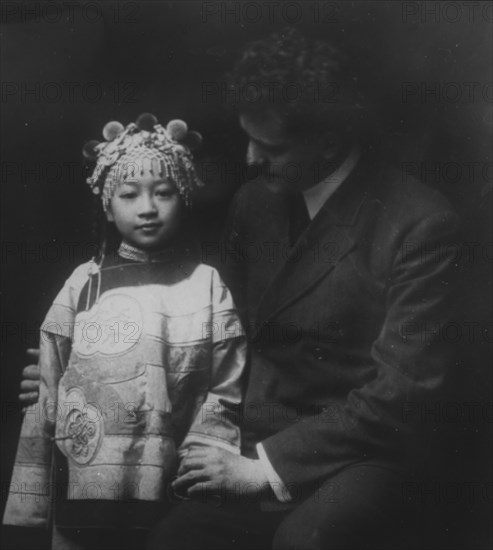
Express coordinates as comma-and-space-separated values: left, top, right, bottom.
89, 194, 120, 263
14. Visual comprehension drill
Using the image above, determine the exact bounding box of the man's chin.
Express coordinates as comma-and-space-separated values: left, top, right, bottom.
262, 177, 294, 194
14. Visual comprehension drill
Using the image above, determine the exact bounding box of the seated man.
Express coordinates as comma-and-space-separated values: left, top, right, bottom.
20, 29, 463, 550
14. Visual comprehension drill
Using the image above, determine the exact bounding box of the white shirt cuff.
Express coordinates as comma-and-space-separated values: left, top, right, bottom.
256, 443, 293, 503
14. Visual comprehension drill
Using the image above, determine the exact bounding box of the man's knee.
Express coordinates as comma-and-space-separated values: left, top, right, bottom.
272, 466, 412, 550
273, 514, 360, 550
272, 520, 324, 550
147, 506, 192, 550
147, 516, 181, 550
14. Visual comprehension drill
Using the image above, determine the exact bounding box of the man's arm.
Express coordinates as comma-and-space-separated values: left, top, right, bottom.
260, 210, 463, 494
19, 349, 40, 406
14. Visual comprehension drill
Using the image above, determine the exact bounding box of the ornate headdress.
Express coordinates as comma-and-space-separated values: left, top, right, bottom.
83, 113, 203, 210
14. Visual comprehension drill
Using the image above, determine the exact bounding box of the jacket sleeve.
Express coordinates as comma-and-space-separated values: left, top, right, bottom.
3, 332, 70, 527
261, 210, 463, 494
3, 263, 91, 527
179, 269, 247, 455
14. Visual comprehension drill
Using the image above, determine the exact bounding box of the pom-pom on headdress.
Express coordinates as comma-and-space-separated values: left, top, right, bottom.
83, 113, 203, 210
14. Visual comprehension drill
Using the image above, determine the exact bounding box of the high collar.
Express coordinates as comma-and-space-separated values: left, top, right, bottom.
118, 241, 179, 263
302, 147, 361, 220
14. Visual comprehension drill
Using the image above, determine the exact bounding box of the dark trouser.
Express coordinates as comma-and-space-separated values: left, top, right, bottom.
51, 526, 148, 550
147, 465, 419, 550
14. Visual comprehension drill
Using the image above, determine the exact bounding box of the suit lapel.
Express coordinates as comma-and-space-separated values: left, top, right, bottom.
257, 161, 371, 324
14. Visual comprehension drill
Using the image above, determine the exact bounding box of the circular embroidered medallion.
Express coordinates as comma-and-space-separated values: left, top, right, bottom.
61, 388, 103, 464
73, 293, 143, 358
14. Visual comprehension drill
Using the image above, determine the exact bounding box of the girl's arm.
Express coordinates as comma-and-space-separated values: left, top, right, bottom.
179, 269, 247, 455
3, 262, 91, 527
3, 331, 69, 527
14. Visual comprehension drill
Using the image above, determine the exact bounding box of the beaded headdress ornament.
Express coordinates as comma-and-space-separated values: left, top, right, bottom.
83, 113, 203, 211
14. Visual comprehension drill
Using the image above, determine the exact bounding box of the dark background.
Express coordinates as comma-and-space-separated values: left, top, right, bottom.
1, 1, 491, 548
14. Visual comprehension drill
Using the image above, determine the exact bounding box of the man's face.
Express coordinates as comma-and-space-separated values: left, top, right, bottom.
239, 109, 327, 193
106, 159, 184, 250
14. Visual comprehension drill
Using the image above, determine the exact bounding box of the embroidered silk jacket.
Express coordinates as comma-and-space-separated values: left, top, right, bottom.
4, 243, 246, 527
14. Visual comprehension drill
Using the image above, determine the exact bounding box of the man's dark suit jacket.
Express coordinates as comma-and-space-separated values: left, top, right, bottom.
212, 155, 462, 499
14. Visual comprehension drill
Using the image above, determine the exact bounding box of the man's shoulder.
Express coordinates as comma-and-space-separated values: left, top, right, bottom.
230, 169, 459, 234
350, 167, 463, 264
364, 166, 459, 233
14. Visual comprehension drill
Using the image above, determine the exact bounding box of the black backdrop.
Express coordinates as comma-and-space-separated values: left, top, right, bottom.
1, 2, 491, 548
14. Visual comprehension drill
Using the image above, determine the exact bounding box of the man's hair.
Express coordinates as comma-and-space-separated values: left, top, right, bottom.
226, 27, 367, 135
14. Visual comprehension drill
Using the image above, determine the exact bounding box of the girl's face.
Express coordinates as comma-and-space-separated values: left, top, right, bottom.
106, 163, 184, 250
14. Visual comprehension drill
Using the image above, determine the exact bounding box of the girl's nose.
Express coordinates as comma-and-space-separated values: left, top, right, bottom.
137, 194, 158, 217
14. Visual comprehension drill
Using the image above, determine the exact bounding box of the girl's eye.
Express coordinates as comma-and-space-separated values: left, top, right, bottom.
156, 190, 175, 198
120, 192, 137, 199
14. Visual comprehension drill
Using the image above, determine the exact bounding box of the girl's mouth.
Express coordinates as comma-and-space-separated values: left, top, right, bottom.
137, 222, 162, 231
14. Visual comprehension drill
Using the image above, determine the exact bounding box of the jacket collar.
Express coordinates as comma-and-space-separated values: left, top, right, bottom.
256, 152, 375, 324
118, 241, 178, 263
303, 147, 361, 220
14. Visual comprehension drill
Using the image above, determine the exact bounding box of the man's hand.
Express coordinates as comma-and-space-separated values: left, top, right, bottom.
19, 349, 40, 406
172, 446, 269, 500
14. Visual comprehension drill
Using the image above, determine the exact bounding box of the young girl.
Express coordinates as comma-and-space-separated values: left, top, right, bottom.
3, 114, 246, 549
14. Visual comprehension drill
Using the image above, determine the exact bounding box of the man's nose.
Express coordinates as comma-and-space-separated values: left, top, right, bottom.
246, 141, 267, 167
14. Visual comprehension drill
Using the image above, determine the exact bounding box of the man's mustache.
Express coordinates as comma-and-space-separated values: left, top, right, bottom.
245, 163, 286, 182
